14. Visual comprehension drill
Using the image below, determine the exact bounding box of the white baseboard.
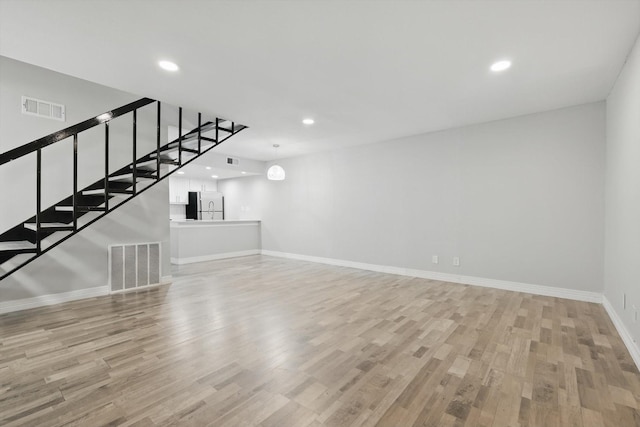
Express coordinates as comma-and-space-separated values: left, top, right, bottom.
261, 250, 602, 303
603, 296, 640, 371
109, 275, 173, 295
0, 286, 109, 315
0, 276, 173, 314
171, 249, 261, 265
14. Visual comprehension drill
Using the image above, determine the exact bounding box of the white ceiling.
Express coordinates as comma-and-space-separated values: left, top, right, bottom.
1, 0, 639, 161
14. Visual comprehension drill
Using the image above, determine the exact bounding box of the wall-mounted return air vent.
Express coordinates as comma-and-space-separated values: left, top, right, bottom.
21, 96, 66, 122
226, 157, 239, 165
109, 242, 161, 292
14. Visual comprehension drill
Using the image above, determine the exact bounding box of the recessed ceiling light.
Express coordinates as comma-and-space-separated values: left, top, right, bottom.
211, 175, 218, 178
490, 60, 511, 72
205, 166, 211, 170
177, 171, 185, 175
302, 118, 314, 125
241, 171, 247, 174
158, 60, 179, 72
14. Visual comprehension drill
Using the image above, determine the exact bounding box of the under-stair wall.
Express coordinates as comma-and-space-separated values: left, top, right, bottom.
0, 180, 170, 313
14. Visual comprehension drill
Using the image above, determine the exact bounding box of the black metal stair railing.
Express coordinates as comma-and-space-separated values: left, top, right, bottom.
0, 98, 247, 281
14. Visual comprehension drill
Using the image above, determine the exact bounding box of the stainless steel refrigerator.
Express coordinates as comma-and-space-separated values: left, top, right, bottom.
186, 191, 224, 220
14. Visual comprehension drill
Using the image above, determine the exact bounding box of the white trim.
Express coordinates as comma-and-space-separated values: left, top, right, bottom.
170, 221, 260, 229
0, 276, 173, 313
0, 286, 109, 314
171, 249, 261, 265
603, 296, 640, 371
110, 281, 166, 295
261, 250, 602, 303
108, 275, 172, 295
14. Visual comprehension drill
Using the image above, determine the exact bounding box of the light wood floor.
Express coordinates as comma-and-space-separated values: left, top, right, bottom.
1, 255, 639, 426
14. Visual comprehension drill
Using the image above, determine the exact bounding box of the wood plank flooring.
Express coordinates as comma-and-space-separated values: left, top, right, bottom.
1, 255, 639, 426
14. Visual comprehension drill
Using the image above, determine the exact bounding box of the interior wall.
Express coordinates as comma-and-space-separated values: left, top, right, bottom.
604, 34, 640, 346
220, 102, 606, 292
0, 181, 170, 302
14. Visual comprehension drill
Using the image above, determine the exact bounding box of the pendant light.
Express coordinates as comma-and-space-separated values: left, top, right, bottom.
267, 144, 285, 181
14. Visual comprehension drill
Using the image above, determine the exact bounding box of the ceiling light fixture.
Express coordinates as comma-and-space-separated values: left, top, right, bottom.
206, 166, 211, 170
158, 60, 179, 72
302, 118, 314, 125
490, 60, 511, 72
241, 171, 247, 174
267, 144, 285, 181
177, 171, 185, 175
211, 175, 218, 179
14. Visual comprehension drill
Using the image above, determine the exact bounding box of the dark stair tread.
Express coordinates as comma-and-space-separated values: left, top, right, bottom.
79, 206, 107, 212
24, 223, 74, 232
55, 205, 106, 212
82, 189, 109, 196
179, 148, 199, 154
160, 159, 180, 165
109, 172, 157, 182
82, 188, 132, 196
149, 152, 175, 160
0, 241, 36, 251
131, 160, 160, 171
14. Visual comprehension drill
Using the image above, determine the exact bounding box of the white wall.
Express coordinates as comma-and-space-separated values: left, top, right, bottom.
604, 34, 640, 347
0, 180, 170, 302
220, 102, 606, 292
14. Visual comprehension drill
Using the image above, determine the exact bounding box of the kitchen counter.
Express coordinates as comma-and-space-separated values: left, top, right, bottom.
170, 220, 261, 264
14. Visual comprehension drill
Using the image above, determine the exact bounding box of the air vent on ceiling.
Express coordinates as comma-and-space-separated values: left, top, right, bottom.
21, 96, 66, 122
226, 157, 239, 165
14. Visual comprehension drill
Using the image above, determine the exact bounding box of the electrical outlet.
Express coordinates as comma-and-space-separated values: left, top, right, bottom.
432, 255, 439, 264
453, 257, 460, 267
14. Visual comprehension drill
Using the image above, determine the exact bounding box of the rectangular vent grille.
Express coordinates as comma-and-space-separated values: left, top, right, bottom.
226, 157, 239, 165
21, 96, 66, 121
109, 242, 161, 292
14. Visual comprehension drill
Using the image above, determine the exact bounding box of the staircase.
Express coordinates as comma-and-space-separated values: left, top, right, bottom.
0, 98, 247, 280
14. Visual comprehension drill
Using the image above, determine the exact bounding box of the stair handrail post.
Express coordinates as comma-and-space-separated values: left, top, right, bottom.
178, 107, 183, 165
132, 109, 137, 195
197, 113, 202, 154
36, 148, 42, 253
104, 121, 109, 212
73, 134, 78, 231
156, 101, 161, 180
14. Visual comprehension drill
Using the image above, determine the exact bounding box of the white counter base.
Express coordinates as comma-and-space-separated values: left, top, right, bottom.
171, 249, 261, 265
170, 220, 261, 265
